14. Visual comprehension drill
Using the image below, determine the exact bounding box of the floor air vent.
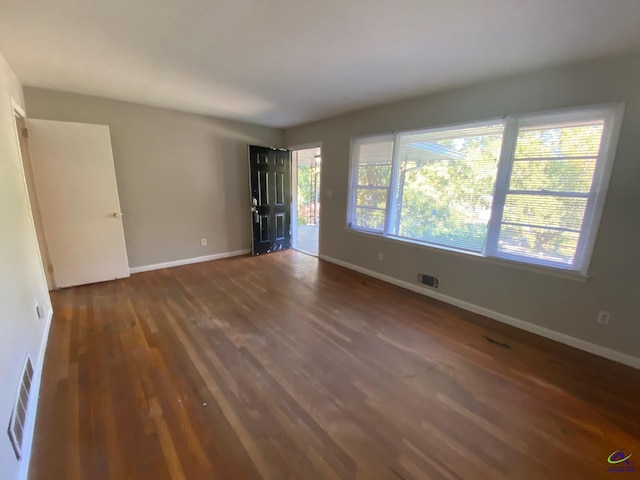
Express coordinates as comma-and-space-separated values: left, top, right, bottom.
7, 356, 34, 460
417, 273, 440, 289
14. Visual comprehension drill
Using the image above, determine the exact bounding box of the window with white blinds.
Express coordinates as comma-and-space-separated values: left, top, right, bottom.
347, 104, 623, 275
349, 135, 393, 232
391, 122, 504, 252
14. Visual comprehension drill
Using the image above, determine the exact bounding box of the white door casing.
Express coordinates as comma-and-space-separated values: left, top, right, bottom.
26, 119, 130, 288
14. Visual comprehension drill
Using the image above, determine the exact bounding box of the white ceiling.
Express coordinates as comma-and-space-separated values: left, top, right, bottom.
1, 0, 640, 128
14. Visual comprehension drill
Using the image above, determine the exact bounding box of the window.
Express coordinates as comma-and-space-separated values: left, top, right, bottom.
349, 135, 393, 232
391, 122, 504, 252
347, 104, 623, 275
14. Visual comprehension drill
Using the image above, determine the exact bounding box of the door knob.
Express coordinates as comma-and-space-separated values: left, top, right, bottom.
112, 212, 123, 218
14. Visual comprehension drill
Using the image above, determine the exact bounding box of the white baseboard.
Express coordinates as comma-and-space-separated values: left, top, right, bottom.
129, 249, 251, 274
18, 306, 54, 480
319, 254, 640, 370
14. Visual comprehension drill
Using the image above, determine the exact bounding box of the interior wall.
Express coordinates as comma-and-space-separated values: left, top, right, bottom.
0, 51, 51, 480
24, 88, 284, 269
284, 51, 640, 361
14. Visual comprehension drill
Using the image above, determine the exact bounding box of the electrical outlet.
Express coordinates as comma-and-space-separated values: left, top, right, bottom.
200, 238, 207, 247
597, 311, 610, 325
378, 252, 383, 261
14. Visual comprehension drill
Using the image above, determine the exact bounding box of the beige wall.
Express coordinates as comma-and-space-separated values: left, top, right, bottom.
284, 51, 640, 361
24, 88, 284, 268
0, 52, 51, 480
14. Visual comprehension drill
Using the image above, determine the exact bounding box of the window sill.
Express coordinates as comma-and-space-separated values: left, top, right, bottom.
344, 227, 589, 283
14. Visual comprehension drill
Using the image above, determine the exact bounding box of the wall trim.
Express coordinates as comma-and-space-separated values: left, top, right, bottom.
319, 254, 640, 370
19, 306, 53, 480
129, 249, 251, 274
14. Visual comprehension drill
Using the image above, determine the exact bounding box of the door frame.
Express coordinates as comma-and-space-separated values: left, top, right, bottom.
289, 142, 322, 255
10, 98, 53, 290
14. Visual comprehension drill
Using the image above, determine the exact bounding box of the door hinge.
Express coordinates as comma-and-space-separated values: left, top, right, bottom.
21, 128, 28, 138
47, 264, 54, 273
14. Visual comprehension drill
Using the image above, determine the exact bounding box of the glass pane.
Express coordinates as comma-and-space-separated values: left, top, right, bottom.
499, 118, 606, 269
394, 124, 504, 251
355, 208, 385, 231
352, 136, 393, 231
510, 159, 596, 192
502, 194, 587, 230
358, 164, 392, 186
515, 122, 604, 159
295, 147, 321, 226
497, 224, 580, 266
356, 187, 388, 209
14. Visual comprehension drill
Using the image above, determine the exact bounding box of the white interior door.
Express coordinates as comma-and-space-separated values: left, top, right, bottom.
26, 119, 130, 288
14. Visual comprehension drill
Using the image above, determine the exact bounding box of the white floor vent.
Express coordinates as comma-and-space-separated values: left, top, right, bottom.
7, 356, 34, 460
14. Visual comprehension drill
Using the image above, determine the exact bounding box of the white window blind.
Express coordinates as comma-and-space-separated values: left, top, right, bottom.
347, 104, 622, 276
349, 135, 393, 232
391, 122, 504, 252
494, 113, 610, 272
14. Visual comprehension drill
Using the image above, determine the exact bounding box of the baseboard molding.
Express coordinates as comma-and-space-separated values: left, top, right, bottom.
19, 306, 54, 480
129, 249, 251, 274
319, 254, 640, 370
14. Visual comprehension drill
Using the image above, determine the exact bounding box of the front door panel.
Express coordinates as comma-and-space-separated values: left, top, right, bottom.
249, 145, 291, 255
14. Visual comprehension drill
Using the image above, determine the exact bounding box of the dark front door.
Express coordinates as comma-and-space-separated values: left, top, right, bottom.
249, 145, 291, 255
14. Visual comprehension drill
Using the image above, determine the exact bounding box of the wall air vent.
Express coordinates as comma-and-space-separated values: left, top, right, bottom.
417, 273, 440, 289
7, 356, 34, 460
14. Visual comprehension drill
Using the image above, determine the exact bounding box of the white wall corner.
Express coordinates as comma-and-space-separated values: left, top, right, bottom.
319, 254, 640, 370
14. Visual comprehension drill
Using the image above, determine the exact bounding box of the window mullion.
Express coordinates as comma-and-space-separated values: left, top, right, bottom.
384, 133, 401, 236
485, 118, 518, 256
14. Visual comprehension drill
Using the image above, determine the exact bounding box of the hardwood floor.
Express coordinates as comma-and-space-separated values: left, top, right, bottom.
29, 250, 640, 480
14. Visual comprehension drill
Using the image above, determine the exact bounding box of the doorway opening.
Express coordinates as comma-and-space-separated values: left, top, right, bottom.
292, 146, 321, 256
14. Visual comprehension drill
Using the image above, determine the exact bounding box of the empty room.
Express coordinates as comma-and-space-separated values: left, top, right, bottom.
1, 1, 639, 479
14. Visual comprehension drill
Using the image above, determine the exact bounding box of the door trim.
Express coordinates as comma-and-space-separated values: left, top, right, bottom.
288, 141, 323, 151
11, 97, 26, 117
10, 97, 53, 290
291, 152, 298, 250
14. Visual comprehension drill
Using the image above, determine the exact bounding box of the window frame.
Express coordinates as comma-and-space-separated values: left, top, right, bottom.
389, 118, 507, 253
347, 133, 394, 234
346, 103, 625, 277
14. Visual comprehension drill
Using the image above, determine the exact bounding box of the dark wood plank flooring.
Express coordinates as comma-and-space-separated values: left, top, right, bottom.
29, 250, 640, 479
